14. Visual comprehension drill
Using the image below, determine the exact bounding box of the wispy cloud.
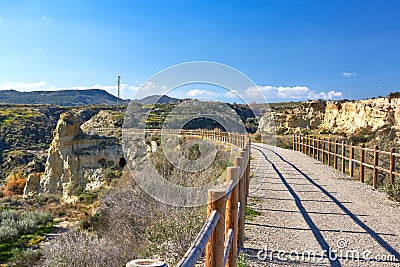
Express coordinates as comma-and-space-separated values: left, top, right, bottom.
246, 85, 343, 100
41, 16, 53, 23
33, 48, 43, 53
186, 89, 218, 98
342, 72, 357, 78
0, 81, 49, 91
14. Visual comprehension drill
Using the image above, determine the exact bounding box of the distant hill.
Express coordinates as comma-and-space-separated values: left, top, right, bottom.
136, 95, 181, 104
0, 89, 128, 106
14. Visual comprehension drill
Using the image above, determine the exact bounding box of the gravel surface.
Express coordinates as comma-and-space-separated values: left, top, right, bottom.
242, 143, 400, 267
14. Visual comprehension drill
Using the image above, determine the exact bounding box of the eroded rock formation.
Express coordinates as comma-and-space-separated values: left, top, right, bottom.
24, 112, 124, 199
258, 97, 400, 136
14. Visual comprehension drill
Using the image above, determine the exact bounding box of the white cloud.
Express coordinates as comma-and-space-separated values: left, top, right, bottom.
342, 72, 357, 78
186, 89, 218, 98
0, 81, 49, 91
246, 85, 343, 100
41, 16, 53, 23
224, 90, 239, 98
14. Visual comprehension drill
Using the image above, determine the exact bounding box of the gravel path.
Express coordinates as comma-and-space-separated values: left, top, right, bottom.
242, 143, 400, 267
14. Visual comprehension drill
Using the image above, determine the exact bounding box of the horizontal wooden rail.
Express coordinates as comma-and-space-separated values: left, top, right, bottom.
293, 134, 399, 191
177, 210, 221, 267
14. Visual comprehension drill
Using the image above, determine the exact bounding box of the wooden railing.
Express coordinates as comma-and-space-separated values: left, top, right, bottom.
293, 134, 399, 189
125, 129, 251, 267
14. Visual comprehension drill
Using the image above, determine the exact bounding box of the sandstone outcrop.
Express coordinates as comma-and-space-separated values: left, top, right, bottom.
258, 100, 325, 134
24, 112, 125, 198
258, 97, 400, 136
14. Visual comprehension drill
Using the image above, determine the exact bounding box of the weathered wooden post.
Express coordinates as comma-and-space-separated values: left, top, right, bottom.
206, 189, 226, 267
312, 137, 315, 158
292, 134, 295, 150
307, 136, 311, 156
322, 139, 326, 164
390, 148, 395, 184
349, 142, 354, 177
327, 139, 331, 166
360, 144, 365, 183
341, 141, 346, 173
334, 140, 338, 169
234, 156, 245, 248
373, 145, 378, 189
225, 167, 239, 267
316, 138, 320, 161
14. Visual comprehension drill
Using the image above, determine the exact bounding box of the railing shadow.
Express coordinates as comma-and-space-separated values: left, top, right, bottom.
252, 145, 342, 267
253, 143, 400, 263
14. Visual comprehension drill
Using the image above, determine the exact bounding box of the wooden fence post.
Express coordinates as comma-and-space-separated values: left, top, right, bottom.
334, 140, 338, 169
308, 136, 311, 156
373, 145, 378, 189
349, 142, 354, 177
390, 148, 395, 184
312, 137, 315, 158
341, 141, 345, 173
360, 144, 365, 183
206, 189, 226, 267
316, 138, 320, 161
322, 139, 326, 164
327, 139, 331, 166
293, 134, 296, 150
234, 156, 245, 248
225, 167, 239, 267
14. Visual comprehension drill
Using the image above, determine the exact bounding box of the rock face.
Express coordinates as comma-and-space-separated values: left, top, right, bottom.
258, 97, 400, 135
259, 100, 326, 134
24, 112, 124, 198
319, 98, 399, 134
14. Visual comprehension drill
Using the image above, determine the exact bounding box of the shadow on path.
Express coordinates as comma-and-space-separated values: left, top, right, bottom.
253, 145, 342, 267
252, 144, 400, 263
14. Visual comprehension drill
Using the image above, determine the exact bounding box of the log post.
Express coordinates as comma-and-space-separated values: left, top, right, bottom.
360, 144, 365, 183
308, 136, 311, 156
206, 189, 226, 267
334, 140, 338, 169
390, 148, 395, 184
293, 134, 296, 150
373, 145, 378, 189
327, 139, 331, 166
316, 138, 320, 161
322, 139, 326, 164
349, 142, 354, 177
240, 150, 248, 206
341, 141, 345, 173
312, 137, 315, 158
225, 167, 239, 267
300, 135, 303, 153
234, 156, 245, 248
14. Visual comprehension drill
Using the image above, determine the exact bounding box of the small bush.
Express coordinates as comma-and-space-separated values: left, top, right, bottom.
3, 174, 27, 196
385, 180, 400, 202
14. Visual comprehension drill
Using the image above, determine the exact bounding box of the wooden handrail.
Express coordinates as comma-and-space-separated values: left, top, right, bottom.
124, 129, 250, 267
293, 134, 399, 191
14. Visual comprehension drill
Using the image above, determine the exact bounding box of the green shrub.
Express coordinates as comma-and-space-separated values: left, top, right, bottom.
385, 180, 400, 202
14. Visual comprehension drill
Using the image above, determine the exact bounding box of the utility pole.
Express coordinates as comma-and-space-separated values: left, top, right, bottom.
117, 75, 121, 110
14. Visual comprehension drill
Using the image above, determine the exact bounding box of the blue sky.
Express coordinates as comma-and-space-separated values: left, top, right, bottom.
0, 0, 399, 103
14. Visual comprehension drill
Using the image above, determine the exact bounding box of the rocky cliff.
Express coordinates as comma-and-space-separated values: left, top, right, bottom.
258, 97, 400, 137
24, 111, 125, 200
